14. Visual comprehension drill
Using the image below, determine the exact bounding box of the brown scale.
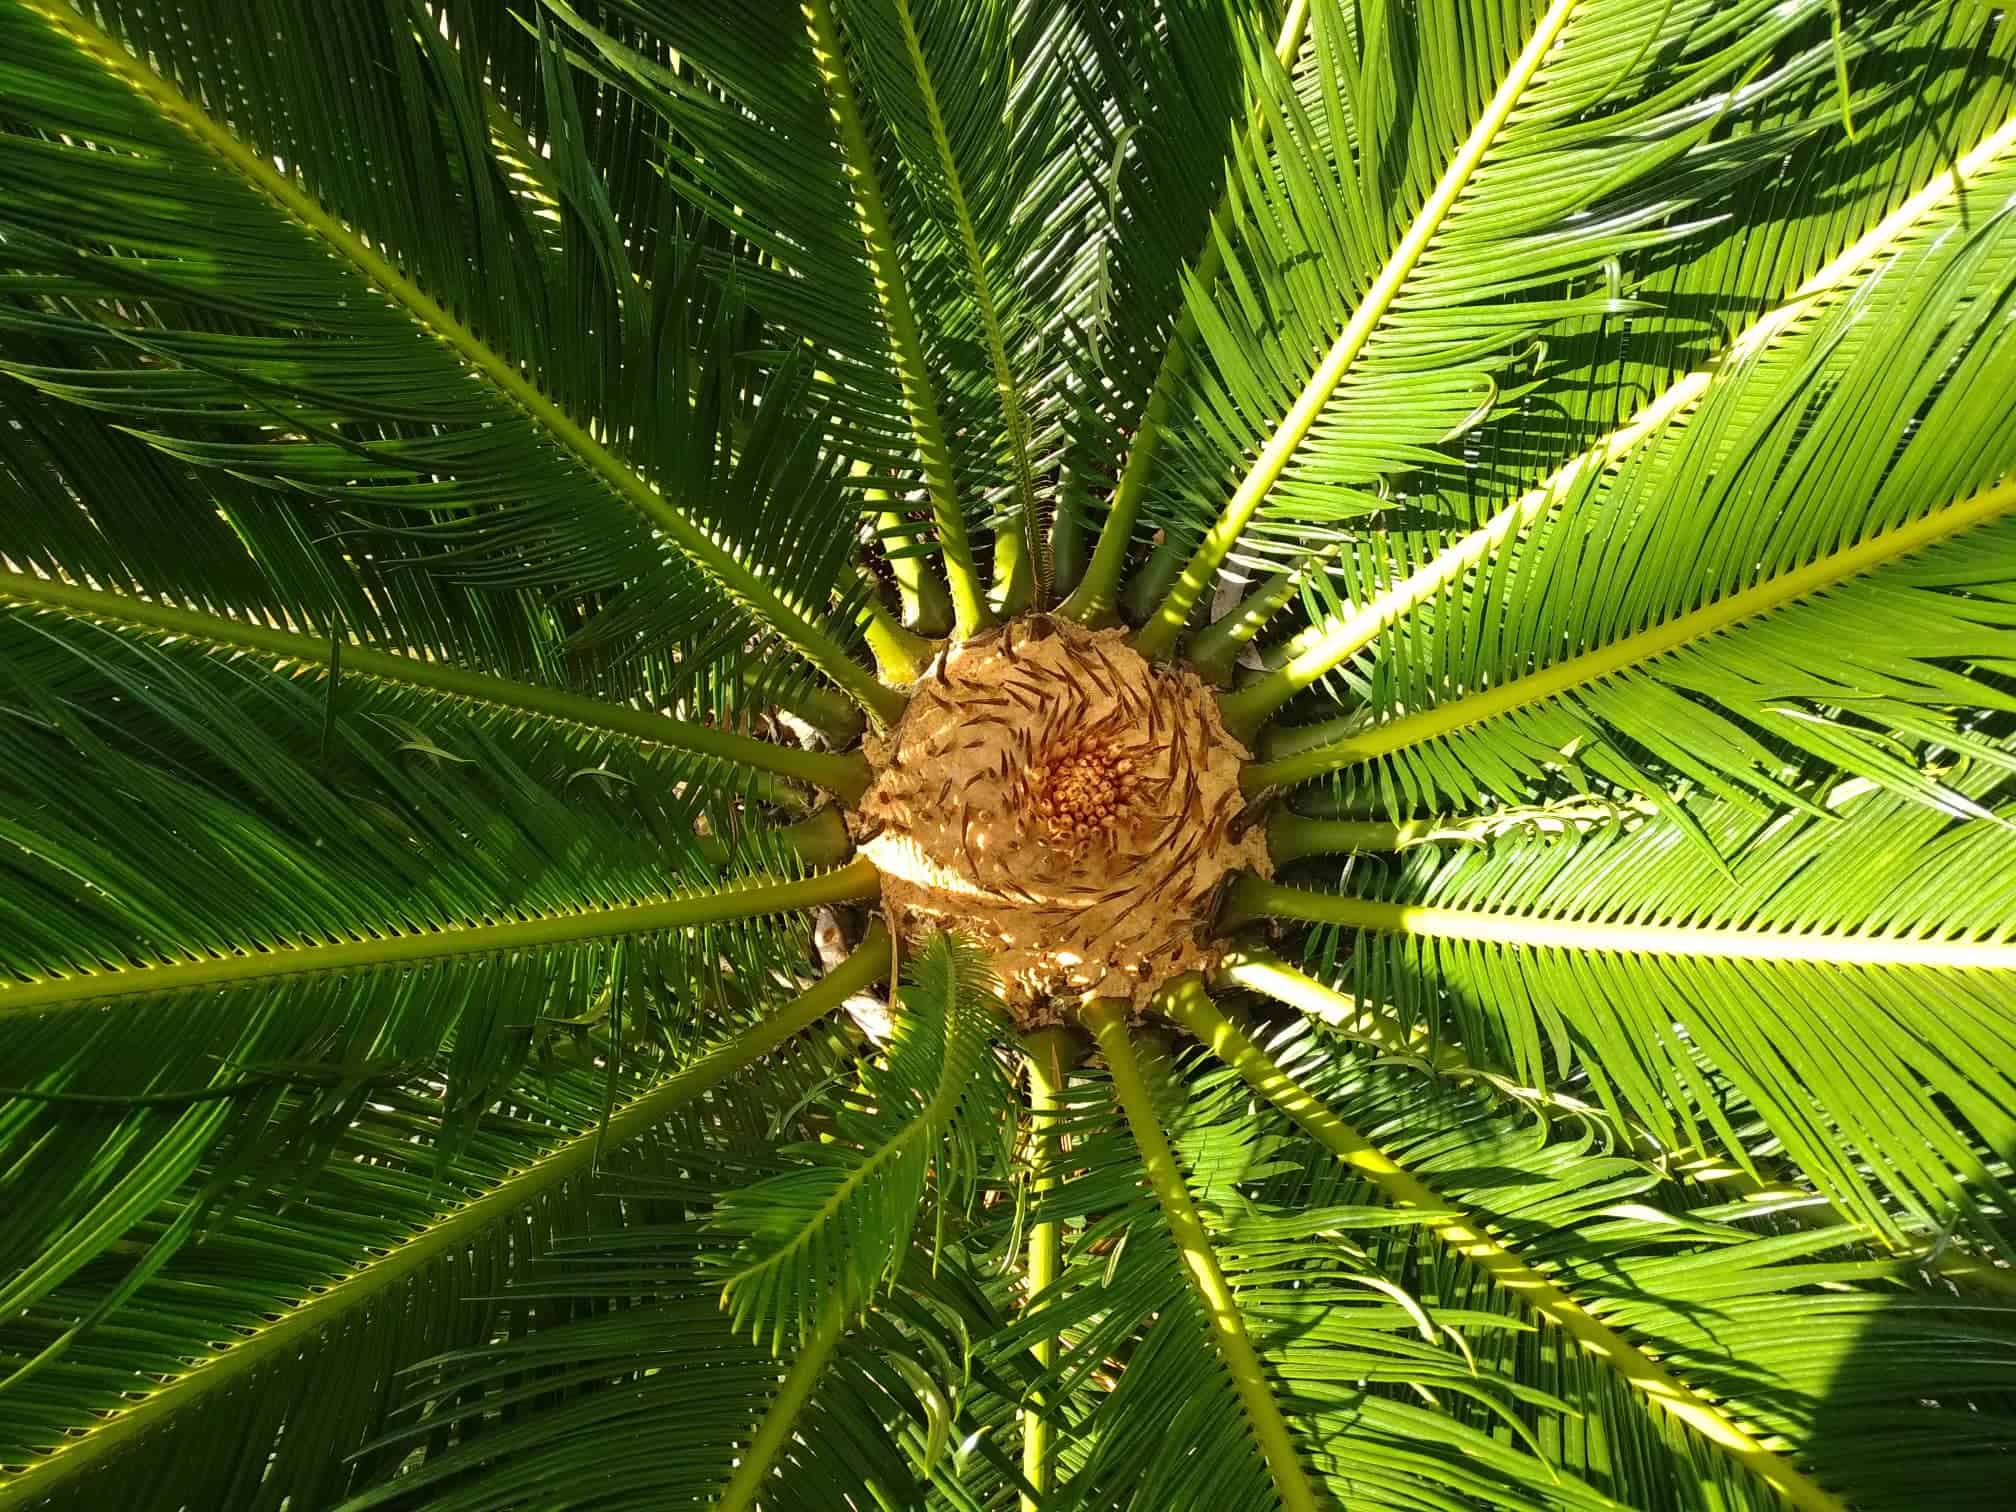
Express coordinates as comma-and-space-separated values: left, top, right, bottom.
851, 618, 1271, 1016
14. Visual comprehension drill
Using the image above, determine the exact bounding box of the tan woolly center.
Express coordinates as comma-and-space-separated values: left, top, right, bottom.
850, 616, 1270, 1025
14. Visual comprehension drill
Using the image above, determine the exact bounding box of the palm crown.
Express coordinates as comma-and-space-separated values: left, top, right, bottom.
2, 1, 2014, 1508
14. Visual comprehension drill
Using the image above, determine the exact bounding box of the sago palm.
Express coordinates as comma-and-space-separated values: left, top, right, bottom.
2, 0, 2014, 1507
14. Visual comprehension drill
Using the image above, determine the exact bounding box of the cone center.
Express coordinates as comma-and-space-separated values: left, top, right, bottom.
849, 616, 1270, 1025
1030, 736, 1140, 846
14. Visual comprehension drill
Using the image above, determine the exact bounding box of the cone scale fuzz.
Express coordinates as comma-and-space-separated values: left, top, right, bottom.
850, 617, 1269, 1022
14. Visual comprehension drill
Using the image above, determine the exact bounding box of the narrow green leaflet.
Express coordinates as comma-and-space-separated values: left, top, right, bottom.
714, 931, 1009, 1351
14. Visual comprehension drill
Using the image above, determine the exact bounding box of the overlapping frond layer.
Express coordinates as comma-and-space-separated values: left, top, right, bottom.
1254, 778, 2016, 1253
1139, 0, 1882, 635
714, 931, 1010, 1351
1356, 0, 2016, 550
542, 0, 991, 612
1085, 999, 1322, 1511
0, 957, 878, 1511
341, 1164, 1017, 1508
1195, 1018, 2016, 1510
284, 930, 1030, 1512
0, 570, 869, 798
542, 0, 909, 464
1037, 0, 1287, 587
990, 1037, 1624, 1511
1260, 143, 2016, 811
1245, 4, 2016, 721
0, 359, 556, 691
0, 0, 880, 715
843, 0, 1050, 605
0, 615, 843, 1356
1177, 990, 1845, 1510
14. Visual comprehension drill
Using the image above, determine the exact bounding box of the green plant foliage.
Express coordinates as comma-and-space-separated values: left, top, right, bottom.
1, 1, 2014, 1509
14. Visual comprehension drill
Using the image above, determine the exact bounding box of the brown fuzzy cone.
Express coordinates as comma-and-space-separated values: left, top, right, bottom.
851, 617, 1271, 1023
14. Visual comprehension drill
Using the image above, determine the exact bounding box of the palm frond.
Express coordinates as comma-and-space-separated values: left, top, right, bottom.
1132, 1013, 2016, 1509
714, 930, 1010, 1351
1230, 6, 2016, 731
1134, 0, 1888, 649
996, 1025, 1626, 1511
1241, 771, 2016, 1255
0, 613, 860, 1372
843, 0, 1047, 608
0, 0, 889, 717
1255, 153, 2016, 814
0, 944, 888, 1509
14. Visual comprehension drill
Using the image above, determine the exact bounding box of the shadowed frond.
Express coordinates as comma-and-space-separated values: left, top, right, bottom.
715, 930, 1010, 1351
0, 0, 890, 717
996, 1022, 1627, 1510
0, 613, 863, 1378
1184, 1012, 2016, 1509
0, 942, 888, 1510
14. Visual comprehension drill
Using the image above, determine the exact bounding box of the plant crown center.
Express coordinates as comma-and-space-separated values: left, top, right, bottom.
850, 616, 1270, 1026
1029, 735, 1142, 844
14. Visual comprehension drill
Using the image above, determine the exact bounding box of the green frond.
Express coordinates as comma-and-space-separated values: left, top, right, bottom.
714, 930, 1010, 1352
801, 0, 993, 634
345, 1242, 1016, 1511
1246, 775, 2016, 1255
1173, 983, 1847, 1511
0, 0, 892, 719
1191, 1014, 2016, 1509
0, 614, 855, 1386
1135, 0, 1889, 655
0, 573, 871, 799
1254, 157, 2016, 808
1058, 0, 1313, 625
996, 1021, 1624, 1510
1224, 95, 2016, 733
835, 0, 1055, 613
0, 942, 888, 1509
1039, 0, 1287, 600
1083, 997, 1323, 1511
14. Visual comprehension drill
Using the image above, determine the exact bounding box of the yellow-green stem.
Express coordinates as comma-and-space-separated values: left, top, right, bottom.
1136, 0, 1581, 659
696, 808, 854, 869
1265, 811, 1413, 864
803, 0, 991, 637
1220, 873, 2016, 970
1189, 558, 1319, 685
1, 859, 882, 1020
717, 1298, 851, 1512
1080, 997, 1321, 1512
1057, 0, 1313, 626
740, 660, 865, 749
1165, 982, 1848, 1512
0, 570, 871, 802
1246, 478, 2016, 788
857, 568, 935, 684
876, 508, 956, 636
1018, 1027, 1083, 1509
